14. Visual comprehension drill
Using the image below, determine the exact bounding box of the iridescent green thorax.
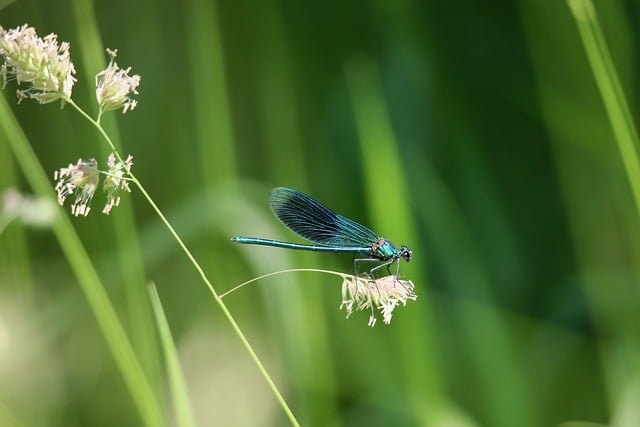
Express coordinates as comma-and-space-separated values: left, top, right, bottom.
371, 238, 412, 263
372, 238, 398, 259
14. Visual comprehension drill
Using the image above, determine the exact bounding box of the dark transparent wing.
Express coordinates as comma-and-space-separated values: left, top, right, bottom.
270, 187, 379, 248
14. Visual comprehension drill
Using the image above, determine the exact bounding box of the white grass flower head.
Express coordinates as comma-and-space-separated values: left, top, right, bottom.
54, 158, 99, 216
340, 275, 417, 327
54, 154, 134, 217
102, 153, 133, 215
95, 49, 140, 115
0, 24, 76, 105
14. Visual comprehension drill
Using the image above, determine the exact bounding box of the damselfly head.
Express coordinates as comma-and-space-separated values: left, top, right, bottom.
400, 246, 412, 262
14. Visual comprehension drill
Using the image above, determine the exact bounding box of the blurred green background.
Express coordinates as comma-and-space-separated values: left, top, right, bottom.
1, 0, 640, 426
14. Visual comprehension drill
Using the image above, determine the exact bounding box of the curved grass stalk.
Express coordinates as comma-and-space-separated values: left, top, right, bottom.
219, 268, 350, 299
64, 97, 300, 427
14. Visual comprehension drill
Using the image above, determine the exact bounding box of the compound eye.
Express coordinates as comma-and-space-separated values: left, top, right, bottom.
402, 247, 412, 261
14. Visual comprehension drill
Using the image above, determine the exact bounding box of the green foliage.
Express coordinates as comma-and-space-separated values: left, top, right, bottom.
1, 0, 639, 426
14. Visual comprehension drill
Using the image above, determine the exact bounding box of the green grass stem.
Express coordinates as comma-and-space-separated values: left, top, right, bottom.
148, 283, 198, 427
70, 0, 161, 389
567, 0, 640, 221
0, 94, 163, 427
65, 98, 300, 427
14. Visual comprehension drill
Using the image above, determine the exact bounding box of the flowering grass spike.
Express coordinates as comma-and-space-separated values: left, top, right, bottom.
54, 154, 133, 217
54, 158, 98, 216
340, 275, 417, 327
102, 153, 133, 214
95, 49, 140, 116
0, 24, 76, 106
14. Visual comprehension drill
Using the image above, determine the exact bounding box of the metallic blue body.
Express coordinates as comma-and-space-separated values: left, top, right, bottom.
231, 187, 412, 273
